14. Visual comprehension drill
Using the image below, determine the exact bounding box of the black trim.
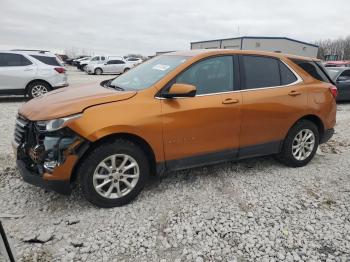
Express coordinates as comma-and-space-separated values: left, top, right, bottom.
320, 128, 334, 144
52, 83, 69, 89
0, 89, 25, 95
166, 149, 238, 172
238, 140, 282, 159
159, 140, 282, 173
16, 159, 72, 195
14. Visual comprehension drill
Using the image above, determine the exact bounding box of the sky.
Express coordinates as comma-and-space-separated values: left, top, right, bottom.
0, 0, 349, 57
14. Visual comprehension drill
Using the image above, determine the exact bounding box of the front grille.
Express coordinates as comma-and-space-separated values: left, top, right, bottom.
14, 115, 29, 145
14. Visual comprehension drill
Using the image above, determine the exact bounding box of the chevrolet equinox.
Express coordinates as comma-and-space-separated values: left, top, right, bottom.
13, 50, 337, 207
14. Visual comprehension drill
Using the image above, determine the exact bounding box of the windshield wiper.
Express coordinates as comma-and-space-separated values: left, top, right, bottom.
108, 83, 125, 91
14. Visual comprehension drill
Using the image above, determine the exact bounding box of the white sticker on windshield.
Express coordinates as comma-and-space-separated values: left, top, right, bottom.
152, 64, 170, 71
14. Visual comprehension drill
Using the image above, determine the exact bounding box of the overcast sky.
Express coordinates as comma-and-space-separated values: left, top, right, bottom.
0, 0, 349, 56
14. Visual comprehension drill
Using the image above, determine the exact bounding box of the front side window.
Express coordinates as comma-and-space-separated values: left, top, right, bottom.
107, 60, 117, 64
101, 56, 105, 60
114, 60, 125, 64
91, 57, 99, 61
339, 70, 350, 80
0, 53, 32, 67
176, 56, 233, 95
242, 55, 280, 89
31, 55, 60, 66
110, 55, 188, 90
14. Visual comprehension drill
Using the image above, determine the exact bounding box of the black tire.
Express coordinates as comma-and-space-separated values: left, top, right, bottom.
276, 120, 319, 167
123, 68, 130, 73
94, 68, 103, 75
78, 139, 150, 208
26, 81, 52, 99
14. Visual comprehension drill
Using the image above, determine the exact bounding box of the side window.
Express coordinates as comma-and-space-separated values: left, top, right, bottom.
242, 55, 280, 89
279, 61, 297, 85
107, 60, 117, 64
0, 53, 32, 67
101, 56, 105, 61
291, 59, 330, 83
30, 55, 60, 66
115, 60, 125, 64
339, 70, 350, 80
176, 56, 233, 95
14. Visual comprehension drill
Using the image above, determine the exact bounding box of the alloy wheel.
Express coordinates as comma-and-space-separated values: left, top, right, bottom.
92, 154, 140, 199
292, 129, 315, 161
31, 85, 48, 97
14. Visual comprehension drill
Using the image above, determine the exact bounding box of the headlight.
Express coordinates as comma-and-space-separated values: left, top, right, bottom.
38, 114, 82, 132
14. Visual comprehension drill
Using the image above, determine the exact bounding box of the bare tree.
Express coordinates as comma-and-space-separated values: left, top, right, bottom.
316, 36, 350, 60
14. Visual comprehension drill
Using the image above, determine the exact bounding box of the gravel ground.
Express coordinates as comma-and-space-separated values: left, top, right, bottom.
0, 68, 350, 261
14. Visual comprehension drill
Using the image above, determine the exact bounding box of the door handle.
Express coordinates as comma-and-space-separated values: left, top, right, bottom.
222, 98, 239, 104
288, 90, 301, 96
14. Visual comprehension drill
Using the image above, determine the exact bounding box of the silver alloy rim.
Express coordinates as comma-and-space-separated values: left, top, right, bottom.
93, 154, 140, 199
31, 85, 48, 97
292, 129, 315, 161
96, 69, 102, 75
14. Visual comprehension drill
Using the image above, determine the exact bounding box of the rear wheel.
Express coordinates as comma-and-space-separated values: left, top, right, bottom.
94, 68, 103, 75
27, 81, 51, 99
276, 120, 319, 167
78, 139, 150, 207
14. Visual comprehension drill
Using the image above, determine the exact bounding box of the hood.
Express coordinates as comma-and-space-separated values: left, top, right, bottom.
19, 84, 137, 121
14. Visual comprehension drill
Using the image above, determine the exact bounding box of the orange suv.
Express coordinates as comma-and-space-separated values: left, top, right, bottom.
13, 50, 337, 207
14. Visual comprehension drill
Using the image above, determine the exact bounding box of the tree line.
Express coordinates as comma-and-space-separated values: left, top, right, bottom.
316, 36, 350, 60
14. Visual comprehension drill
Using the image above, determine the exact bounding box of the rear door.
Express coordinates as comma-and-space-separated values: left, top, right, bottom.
0, 53, 35, 91
103, 60, 116, 73
238, 55, 307, 157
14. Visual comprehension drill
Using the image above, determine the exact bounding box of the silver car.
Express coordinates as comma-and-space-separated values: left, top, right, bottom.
86, 59, 134, 75
0, 50, 68, 98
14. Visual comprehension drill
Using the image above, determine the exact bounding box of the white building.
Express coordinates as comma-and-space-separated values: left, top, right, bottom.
191, 36, 319, 58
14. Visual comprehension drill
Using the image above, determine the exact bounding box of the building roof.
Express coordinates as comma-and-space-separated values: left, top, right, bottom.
166, 49, 318, 61
190, 36, 319, 48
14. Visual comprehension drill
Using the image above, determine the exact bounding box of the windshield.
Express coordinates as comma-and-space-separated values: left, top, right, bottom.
110, 55, 188, 90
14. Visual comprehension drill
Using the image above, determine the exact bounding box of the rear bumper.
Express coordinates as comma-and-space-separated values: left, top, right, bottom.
16, 159, 71, 195
320, 128, 334, 144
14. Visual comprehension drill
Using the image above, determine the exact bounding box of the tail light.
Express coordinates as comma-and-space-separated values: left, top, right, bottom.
54, 67, 66, 74
329, 85, 338, 98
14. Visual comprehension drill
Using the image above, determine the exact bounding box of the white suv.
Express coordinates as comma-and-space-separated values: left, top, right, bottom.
0, 51, 68, 98
86, 58, 134, 75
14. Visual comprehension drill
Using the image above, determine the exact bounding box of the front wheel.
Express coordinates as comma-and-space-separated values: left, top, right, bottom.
78, 139, 150, 207
276, 120, 319, 167
94, 68, 103, 75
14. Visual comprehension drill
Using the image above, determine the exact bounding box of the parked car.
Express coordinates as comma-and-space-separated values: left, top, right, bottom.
86, 59, 133, 75
82, 55, 125, 72
75, 57, 91, 70
326, 67, 350, 101
72, 56, 90, 66
324, 61, 350, 67
125, 57, 143, 66
0, 50, 68, 98
14, 50, 336, 207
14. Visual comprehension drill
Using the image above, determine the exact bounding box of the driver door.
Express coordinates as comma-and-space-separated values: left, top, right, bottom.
160, 55, 242, 170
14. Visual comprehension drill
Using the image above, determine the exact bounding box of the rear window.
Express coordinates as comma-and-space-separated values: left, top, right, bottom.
279, 61, 297, 85
31, 55, 61, 66
291, 59, 330, 83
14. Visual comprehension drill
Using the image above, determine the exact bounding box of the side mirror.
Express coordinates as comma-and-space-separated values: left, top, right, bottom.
162, 83, 197, 98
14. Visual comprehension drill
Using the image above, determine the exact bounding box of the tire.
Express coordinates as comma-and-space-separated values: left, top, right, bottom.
94, 68, 103, 75
78, 139, 150, 208
123, 68, 130, 73
276, 120, 319, 167
27, 81, 52, 99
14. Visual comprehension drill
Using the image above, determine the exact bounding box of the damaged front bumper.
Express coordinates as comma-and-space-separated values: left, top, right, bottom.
13, 115, 88, 195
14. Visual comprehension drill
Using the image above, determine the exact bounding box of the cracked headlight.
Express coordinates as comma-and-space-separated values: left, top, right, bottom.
38, 114, 82, 132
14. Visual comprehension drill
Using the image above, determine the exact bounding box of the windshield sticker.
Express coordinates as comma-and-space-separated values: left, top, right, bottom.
152, 64, 170, 71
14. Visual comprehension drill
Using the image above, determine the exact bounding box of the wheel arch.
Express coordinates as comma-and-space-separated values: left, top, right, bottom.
70, 132, 157, 183
290, 114, 325, 142
94, 67, 103, 74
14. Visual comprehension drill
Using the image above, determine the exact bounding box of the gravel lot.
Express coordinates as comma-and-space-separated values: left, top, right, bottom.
0, 67, 350, 261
